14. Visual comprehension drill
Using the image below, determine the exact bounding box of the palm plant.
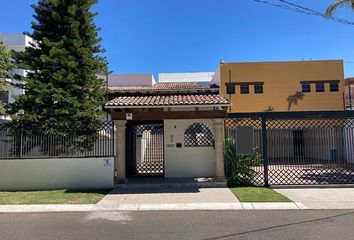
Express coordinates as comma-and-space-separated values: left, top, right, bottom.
326, 0, 354, 16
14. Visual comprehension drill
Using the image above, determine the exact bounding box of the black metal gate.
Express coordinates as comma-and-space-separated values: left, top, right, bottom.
225, 111, 354, 186
126, 122, 164, 177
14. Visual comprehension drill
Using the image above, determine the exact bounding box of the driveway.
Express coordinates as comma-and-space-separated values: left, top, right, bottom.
275, 188, 354, 209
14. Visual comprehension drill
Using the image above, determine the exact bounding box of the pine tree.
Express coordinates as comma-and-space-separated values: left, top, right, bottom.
12, 0, 108, 129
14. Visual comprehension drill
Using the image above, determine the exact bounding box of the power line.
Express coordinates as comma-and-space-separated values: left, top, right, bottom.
252, 0, 354, 25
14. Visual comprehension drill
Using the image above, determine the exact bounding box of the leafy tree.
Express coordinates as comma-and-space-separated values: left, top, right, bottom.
12, 0, 108, 129
0, 41, 14, 115
326, 0, 354, 16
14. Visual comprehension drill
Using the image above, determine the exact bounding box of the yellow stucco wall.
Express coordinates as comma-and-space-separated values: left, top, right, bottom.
219, 60, 345, 113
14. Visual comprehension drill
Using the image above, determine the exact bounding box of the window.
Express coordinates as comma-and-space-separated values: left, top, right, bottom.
254, 84, 263, 94
226, 84, 235, 94
240, 84, 249, 94
0, 91, 9, 105
302, 83, 311, 93
316, 83, 325, 92
184, 122, 214, 147
330, 82, 339, 92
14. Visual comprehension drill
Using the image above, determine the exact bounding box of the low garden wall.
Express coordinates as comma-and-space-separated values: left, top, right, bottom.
0, 157, 114, 191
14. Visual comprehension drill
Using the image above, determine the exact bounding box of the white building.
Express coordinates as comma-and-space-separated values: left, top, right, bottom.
0, 33, 33, 121
158, 72, 214, 83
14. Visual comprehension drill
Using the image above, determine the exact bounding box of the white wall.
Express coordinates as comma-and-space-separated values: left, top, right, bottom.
0, 157, 114, 190
0, 32, 33, 51
104, 74, 155, 87
158, 72, 214, 83
164, 119, 215, 178
211, 66, 221, 86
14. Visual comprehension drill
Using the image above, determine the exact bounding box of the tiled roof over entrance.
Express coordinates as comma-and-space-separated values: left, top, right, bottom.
106, 94, 230, 107
108, 82, 216, 92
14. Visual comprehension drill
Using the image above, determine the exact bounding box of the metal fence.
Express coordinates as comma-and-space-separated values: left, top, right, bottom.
225, 111, 354, 186
0, 120, 115, 159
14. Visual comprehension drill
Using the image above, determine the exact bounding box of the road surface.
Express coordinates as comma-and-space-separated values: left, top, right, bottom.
1, 210, 354, 240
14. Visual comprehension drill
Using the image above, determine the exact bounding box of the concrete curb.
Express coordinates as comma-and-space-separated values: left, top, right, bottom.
114, 182, 227, 189
0, 202, 308, 213
0, 204, 97, 213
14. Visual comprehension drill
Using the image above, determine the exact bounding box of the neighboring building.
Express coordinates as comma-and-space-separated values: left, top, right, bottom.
158, 72, 214, 83
214, 60, 345, 113
106, 73, 156, 87
345, 77, 354, 110
0, 33, 33, 121
214, 60, 350, 177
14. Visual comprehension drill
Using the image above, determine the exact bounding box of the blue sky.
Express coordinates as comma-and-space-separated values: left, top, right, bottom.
1, 0, 354, 77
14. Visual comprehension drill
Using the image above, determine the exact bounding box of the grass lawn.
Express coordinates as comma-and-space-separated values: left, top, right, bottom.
230, 187, 291, 202
0, 189, 112, 205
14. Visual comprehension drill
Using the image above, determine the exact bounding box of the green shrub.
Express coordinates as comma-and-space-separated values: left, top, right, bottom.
224, 138, 263, 187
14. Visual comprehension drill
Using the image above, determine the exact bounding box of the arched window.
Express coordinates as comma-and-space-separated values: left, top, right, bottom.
184, 122, 214, 147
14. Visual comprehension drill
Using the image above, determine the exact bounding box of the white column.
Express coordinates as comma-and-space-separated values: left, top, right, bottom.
213, 118, 225, 179
115, 120, 127, 182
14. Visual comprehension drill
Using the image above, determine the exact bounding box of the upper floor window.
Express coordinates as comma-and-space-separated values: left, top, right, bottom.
240, 84, 249, 94
302, 83, 311, 93
316, 83, 325, 92
226, 83, 235, 94
254, 84, 263, 94
224, 82, 264, 95
330, 81, 339, 92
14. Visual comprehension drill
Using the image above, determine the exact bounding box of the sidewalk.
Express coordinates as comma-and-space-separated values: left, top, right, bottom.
1, 187, 354, 213
0, 187, 305, 213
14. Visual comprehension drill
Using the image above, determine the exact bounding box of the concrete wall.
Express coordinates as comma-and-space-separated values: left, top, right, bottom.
211, 66, 221, 86
219, 60, 345, 112
0, 157, 114, 191
164, 119, 215, 178
105, 74, 156, 87
0, 32, 34, 52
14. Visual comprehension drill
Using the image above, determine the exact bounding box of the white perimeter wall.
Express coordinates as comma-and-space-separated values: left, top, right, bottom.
0, 157, 114, 191
164, 119, 215, 178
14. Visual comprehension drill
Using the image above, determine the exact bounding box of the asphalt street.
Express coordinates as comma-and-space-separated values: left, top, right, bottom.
1, 210, 354, 240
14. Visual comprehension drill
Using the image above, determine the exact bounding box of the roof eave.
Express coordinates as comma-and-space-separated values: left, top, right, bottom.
105, 103, 231, 109
108, 88, 219, 94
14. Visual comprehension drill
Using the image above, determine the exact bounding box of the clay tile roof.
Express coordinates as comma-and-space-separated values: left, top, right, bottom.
106, 94, 230, 107
108, 82, 215, 92
346, 77, 354, 83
